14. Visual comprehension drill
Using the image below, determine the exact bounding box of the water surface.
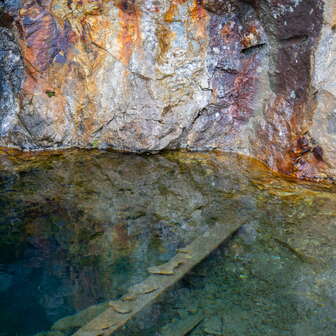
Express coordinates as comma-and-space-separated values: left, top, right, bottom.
0, 148, 335, 336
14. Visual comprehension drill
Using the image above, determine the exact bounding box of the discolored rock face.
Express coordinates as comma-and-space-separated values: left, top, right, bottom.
0, 0, 335, 179
310, 1, 336, 178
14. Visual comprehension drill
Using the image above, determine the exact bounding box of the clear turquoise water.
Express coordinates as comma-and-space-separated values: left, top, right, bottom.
0, 149, 335, 336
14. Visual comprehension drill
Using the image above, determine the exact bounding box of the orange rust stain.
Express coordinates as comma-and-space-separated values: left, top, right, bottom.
20, 16, 55, 72
259, 95, 323, 178
287, 102, 329, 179
117, 2, 142, 66
19, 1, 112, 145
241, 25, 260, 48
249, 25, 258, 34
189, 0, 207, 22
189, 0, 208, 38
164, 3, 178, 22
221, 23, 237, 43
221, 24, 232, 35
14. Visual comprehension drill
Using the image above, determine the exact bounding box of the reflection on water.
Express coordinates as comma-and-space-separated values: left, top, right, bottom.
0, 149, 335, 336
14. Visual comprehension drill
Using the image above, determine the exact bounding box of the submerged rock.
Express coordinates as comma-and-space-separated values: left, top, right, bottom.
159, 312, 203, 336
0, 272, 13, 292
203, 315, 223, 335
1, 149, 336, 336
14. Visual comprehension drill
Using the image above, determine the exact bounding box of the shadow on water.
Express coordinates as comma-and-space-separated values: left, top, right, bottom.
0, 149, 335, 336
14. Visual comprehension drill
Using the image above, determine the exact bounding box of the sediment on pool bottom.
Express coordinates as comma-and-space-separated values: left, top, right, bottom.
35, 219, 246, 336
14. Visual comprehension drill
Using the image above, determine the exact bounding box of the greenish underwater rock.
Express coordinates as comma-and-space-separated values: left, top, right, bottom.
203, 315, 223, 335
0, 271, 13, 292
35, 331, 64, 336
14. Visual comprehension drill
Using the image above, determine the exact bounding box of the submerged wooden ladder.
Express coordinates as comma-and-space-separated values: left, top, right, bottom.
73, 219, 246, 336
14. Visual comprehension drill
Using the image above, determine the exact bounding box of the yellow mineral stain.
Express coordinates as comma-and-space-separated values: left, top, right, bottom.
164, 3, 177, 22
71, 13, 111, 142
188, 0, 208, 38
156, 24, 176, 64
117, 2, 142, 66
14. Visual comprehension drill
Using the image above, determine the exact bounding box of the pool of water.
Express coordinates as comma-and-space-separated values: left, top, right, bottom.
0, 148, 335, 336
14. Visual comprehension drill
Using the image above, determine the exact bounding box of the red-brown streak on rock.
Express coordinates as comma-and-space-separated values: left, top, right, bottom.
18, 7, 54, 73
289, 101, 329, 179
250, 0, 324, 179
111, 223, 132, 251
17, 2, 77, 98
17, 1, 112, 145
209, 16, 262, 126
220, 23, 235, 43
253, 96, 293, 175
253, 96, 326, 178
116, 0, 142, 66
18, 1, 75, 74
232, 56, 259, 121
189, 0, 208, 38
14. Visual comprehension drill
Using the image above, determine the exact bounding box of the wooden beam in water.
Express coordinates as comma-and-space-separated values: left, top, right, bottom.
73, 219, 245, 336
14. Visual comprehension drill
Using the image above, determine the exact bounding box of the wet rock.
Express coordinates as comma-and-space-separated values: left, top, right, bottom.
1, 149, 336, 335
0, 150, 264, 315
203, 315, 223, 335
160, 312, 203, 336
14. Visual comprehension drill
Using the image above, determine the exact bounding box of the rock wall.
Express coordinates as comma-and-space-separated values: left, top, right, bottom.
0, 0, 335, 180
310, 1, 336, 178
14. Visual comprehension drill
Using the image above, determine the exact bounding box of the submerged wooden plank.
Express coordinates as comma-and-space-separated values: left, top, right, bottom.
73, 219, 246, 336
